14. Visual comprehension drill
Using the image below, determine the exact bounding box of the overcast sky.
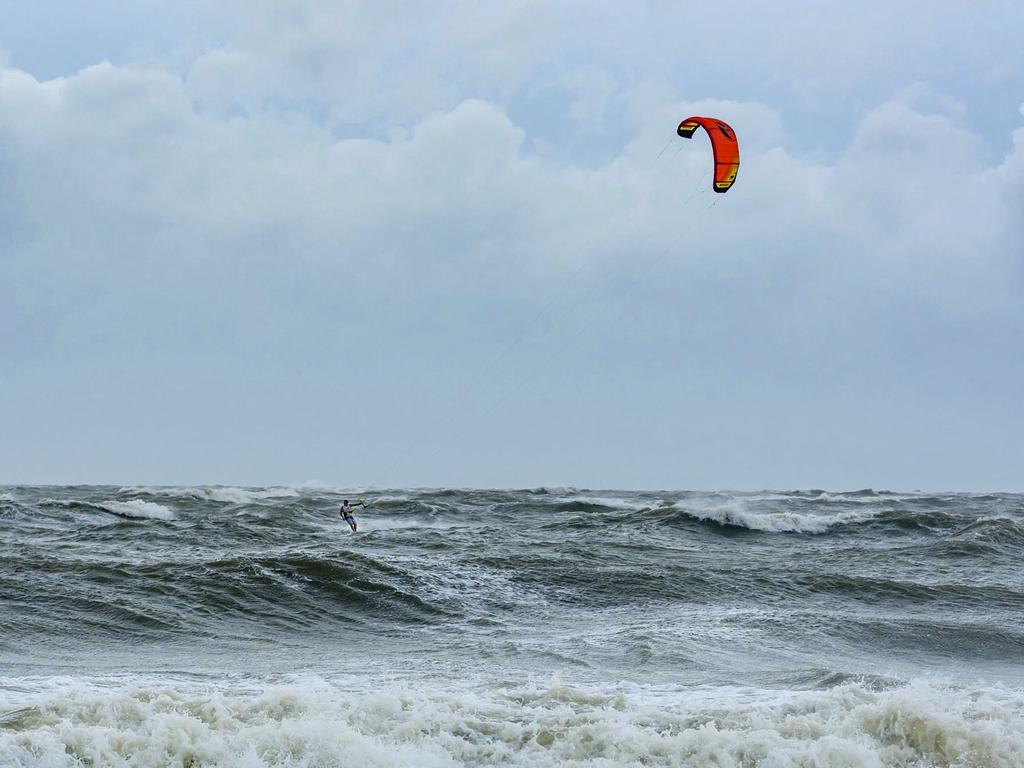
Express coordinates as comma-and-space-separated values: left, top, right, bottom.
2, 1, 1022, 490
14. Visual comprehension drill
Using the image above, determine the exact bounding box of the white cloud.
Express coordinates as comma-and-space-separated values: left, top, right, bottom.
3, 58, 1022, 345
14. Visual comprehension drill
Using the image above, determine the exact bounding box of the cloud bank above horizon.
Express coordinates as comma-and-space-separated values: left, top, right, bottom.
2, 1, 1022, 489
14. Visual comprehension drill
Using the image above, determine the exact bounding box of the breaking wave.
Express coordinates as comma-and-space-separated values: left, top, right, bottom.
673, 499, 881, 533
39, 498, 174, 520
1, 676, 1022, 768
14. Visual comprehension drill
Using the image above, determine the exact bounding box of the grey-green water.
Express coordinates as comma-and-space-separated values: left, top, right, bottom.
2, 486, 1023, 766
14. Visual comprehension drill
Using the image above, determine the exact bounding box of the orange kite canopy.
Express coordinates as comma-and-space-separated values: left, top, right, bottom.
676, 116, 740, 193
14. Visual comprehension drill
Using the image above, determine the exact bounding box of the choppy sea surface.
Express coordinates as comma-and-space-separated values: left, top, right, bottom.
1, 485, 1023, 767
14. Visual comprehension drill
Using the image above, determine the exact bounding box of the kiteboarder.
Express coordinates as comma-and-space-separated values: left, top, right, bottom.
339, 499, 365, 532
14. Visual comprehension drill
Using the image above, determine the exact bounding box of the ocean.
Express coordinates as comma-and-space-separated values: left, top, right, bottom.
1, 486, 1023, 767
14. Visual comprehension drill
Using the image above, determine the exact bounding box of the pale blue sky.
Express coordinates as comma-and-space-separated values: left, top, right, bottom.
2, 1, 1022, 489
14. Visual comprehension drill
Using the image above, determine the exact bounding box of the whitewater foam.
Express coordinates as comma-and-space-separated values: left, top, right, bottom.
1, 676, 1022, 768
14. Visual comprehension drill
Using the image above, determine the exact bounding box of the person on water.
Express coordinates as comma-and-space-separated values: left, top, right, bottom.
339, 499, 365, 532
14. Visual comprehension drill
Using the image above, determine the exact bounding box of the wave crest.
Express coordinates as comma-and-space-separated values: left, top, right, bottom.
673, 499, 880, 533
39, 498, 174, 520
122, 486, 301, 504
